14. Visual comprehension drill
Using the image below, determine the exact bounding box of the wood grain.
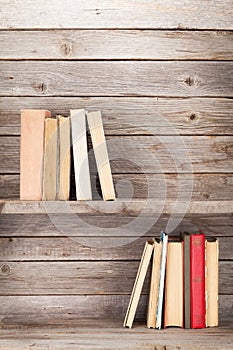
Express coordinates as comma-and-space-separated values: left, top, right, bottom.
0, 212, 232, 237
0, 324, 232, 350
0, 260, 231, 295
0, 0, 232, 29
1, 61, 232, 97
1, 97, 233, 136
1, 136, 233, 174
0, 30, 232, 60
0, 295, 231, 325
1, 174, 233, 201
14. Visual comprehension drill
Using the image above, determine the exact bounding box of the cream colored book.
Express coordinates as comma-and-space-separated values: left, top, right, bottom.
70, 109, 92, 200
147, 239, 162, 328
123, 240, 154, 328
86, 110, 115, 201
42, 118, 58, 200
20, 109, 51, 200
156, 231, 168, 329
164, 241, 183, 328
57, 115, 70, 200
205, 238, 219, 327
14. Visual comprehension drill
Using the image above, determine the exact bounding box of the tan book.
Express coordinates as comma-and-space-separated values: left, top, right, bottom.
20, 109, 51, 200
164, 241, 183, 328
57, 115, 70, 200
205, 238, 219, 327
42, 118, 58, 200
70, 109, 92, 200
123, 240, 154, 328
147, 239, 162, 328
86, 111, 115, 201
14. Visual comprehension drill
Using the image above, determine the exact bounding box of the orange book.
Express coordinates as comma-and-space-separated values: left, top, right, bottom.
20, 109, 51, 200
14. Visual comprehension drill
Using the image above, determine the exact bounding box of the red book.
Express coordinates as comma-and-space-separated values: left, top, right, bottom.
190, 233, 206, 328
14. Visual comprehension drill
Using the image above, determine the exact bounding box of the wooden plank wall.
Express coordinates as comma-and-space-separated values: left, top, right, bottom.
0, 0, 232, 326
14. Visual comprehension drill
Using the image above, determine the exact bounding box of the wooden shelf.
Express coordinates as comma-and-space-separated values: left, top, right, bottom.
1, 200, 233, 215
0, 321, 232, 349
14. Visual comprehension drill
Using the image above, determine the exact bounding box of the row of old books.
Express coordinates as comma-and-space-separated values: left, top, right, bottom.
20, 109, 115, 201
124, 232, 219, 329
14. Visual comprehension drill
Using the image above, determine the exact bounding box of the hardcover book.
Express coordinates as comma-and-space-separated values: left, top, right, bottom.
87, 110, 115, 201
57, 115, 70, 200
20, 109, 51, 200
42, 117, 58, 201
71, 109, 92, 200
206, 237, 219, 327
124, 240, 154, 328
164, 241, 183, 328
190, 233, 206, 328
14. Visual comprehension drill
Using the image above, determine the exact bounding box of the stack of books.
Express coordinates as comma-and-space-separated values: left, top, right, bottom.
20, 109, 115, 201
124, 232, 219, 329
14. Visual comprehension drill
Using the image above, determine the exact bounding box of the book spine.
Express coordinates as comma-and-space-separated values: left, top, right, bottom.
57, 116, 71, 200
147, 240, 162, 328
156, 232, 168, 329
70, 109, 92, 200
87, 110, 115, 201
42, 118, 58, 201
20, 109, 51, 200
190, 234, 206, 328
184, 234, 191, 328
205, 239, 219, 327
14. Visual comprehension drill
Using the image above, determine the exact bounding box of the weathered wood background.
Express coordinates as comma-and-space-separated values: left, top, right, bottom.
0, 0, 232, 329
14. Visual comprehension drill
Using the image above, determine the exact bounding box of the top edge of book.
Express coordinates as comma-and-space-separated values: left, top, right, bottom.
70, 109, 86, 114
21, 109, 51, 113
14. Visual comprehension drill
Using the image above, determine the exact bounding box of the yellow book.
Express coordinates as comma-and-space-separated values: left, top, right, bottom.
42, 118, 58, 200
147, 239, 162, 328
206, 238, 219, 327
57, 115, 70, 200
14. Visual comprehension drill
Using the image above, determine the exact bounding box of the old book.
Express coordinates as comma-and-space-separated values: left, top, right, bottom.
70, 109, 92, 200
20, 109, 51, 200
57, 115, 70, 200
123, 240, 154, 328
164, 241, 183, 328
147, 238, 162, 328
42, 118, 58, 201
205, 237, 219, 327
190, 233, 206, 328
183, 232, 191, 329
87, 110, 115, 201
156, 231, 168, 329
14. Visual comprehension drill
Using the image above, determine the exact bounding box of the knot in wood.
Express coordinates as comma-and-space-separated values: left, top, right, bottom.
189, 113, 197, 121
0, 264, 11, 275
60, 41, 73, 56
184, 77, 195, 86
34, 81, 47, 93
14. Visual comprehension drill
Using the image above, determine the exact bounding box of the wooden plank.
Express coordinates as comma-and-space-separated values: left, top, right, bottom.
1, 200, 233, 216
0, 325, 232, 350
0, 236, 231, 261
1, 97, 233, 136
0, 0, 232, 29
0, 295, 231, 326
0, 30, 233, 60
0, 61, 232, 97
0, 213, 232, 237
1, 174, 233, 201
0, 261, 230, 295
0, 211, 233, 237
1, 135, 233, 174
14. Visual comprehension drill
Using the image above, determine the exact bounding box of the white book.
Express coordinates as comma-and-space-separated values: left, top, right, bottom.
86, 110, 115, 201
70, 109, 92, 200
156, 231, 168, 329
123, 240, 154, 328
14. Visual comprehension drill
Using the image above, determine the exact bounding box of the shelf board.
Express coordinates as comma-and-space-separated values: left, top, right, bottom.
0, 200, 232, 215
